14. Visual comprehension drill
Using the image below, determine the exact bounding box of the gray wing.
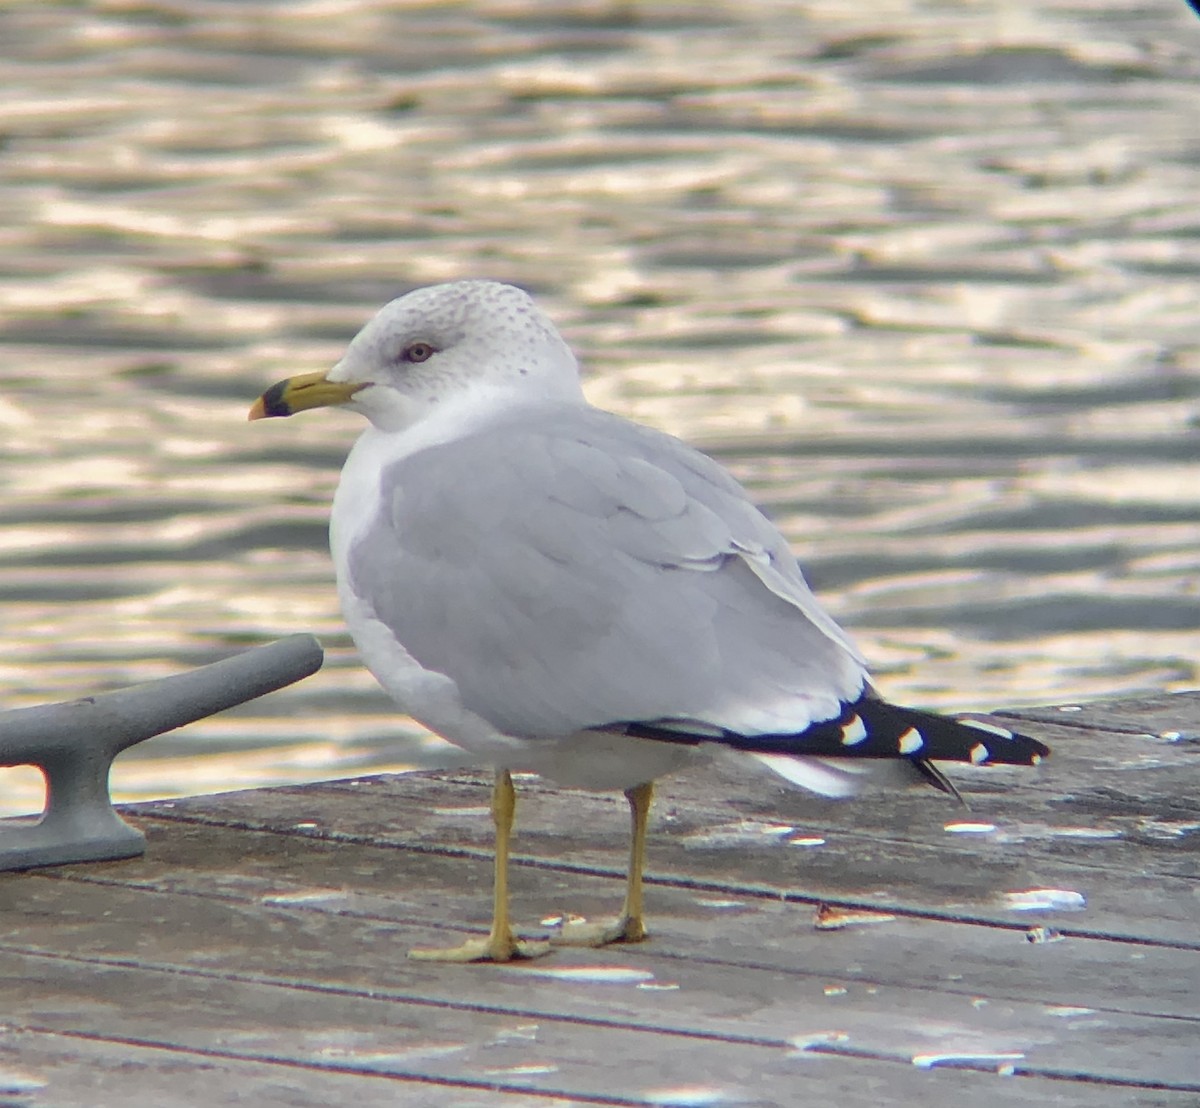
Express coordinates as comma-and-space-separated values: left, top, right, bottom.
346, 403, 868, 740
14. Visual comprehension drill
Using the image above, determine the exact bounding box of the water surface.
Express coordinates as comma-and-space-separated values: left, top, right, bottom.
2, 0, 1198, 814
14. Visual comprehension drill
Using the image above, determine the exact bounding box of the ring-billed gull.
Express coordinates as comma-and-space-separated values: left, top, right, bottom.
249, 280, 1049, 963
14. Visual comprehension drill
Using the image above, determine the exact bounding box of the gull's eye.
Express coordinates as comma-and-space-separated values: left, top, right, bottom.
401, 341, 436, 364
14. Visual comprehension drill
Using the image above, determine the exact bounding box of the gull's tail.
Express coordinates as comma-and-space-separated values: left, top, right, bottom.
621, 695, 1048, 800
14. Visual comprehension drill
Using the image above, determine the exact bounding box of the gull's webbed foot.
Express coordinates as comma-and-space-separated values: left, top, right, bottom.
409, 930, 552, 964
551, 913, 647, 948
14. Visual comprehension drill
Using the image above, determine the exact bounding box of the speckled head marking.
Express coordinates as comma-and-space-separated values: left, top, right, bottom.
248, 280, 585, 433
326, 280, 584, 426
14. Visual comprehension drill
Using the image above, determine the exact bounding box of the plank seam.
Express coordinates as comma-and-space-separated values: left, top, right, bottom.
12, 886, 1199, 1027
127, 798, 1200, 882
93, 814, 1200, 950
18, 871, 1200, 1023
9, 1024, 647, 1107
7, 949, 1199, 1092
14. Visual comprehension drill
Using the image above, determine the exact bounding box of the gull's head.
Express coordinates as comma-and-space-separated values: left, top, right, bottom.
249, 280, 583, 432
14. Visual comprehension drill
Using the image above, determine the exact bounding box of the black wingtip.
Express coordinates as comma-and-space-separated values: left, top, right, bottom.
620, 695, 1050, 767
954, 715, 1050, 766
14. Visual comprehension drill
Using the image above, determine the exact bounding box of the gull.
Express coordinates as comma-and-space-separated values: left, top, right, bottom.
249, 280, 1049, 963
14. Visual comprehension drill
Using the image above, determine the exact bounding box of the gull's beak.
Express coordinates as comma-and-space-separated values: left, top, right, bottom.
248, 371, 365, 420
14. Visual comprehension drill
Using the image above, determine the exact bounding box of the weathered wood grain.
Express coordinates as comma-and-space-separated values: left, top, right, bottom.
1, 1029, 509, 1108
1, 693, 1198, 1105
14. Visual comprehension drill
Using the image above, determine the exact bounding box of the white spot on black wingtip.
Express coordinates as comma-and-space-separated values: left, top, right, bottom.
1031, 753, 1043, 766
897, 727, 924, 754
969, 743, 990, 765
840, 715, 868, 746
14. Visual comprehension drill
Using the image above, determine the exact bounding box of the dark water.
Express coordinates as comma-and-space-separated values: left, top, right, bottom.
2, 0, 1198, 814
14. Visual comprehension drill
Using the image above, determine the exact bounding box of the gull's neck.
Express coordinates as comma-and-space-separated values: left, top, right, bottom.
363, 380, 583, 461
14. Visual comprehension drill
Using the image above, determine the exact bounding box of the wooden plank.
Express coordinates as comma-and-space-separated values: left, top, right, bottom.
2, 692, 1197, 1103
26, 806, 1197, 1020
319, 709, 1200, 888
998, 691, 1200, 740
130, 751, 1200, 948
4, 805, 1196, 1095
1, 1029, 510, 1108
6, 945, 1150, 1108
15, 841, 1195, 1032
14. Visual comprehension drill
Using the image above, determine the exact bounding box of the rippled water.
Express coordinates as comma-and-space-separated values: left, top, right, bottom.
2, 0, 1198, 815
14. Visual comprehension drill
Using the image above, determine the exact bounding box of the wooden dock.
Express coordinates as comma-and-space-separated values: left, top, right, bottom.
3, 692, 1198, 1106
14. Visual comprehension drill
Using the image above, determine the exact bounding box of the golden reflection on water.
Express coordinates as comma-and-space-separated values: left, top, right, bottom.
2, 0, 1199, 816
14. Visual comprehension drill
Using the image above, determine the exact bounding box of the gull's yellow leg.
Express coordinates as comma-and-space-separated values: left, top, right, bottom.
555, 780, 653, 947
619, 779, 653, 941
409, 769, 551, 963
